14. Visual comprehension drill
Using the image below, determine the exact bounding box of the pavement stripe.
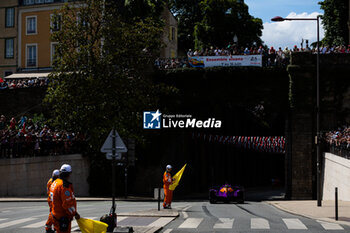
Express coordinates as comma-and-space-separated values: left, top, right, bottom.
178, 218, 203, 228
163, 229, 172, 233
182, 205, 191, 219
117, 216, 127, 223
0, 218, 36, 228
21, 220, 47, 228
148, 217, 174, 227
213, 218, 234, 229
317, 220, 344, 230
251, 218, 270, 229
0, 219, 8, 222
282, 218, 307, 229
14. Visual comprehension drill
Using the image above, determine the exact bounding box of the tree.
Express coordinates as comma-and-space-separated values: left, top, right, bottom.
45, 0, 165, 151
319, 0, 349, 46
168, 0, 263, 52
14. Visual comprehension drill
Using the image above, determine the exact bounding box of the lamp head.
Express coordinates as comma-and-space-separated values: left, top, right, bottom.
271, 16, 284, 22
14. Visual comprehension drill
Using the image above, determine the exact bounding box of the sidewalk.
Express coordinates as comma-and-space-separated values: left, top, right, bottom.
268, 200, 350, 226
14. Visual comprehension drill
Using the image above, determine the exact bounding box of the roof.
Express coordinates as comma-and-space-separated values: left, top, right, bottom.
4, 72, 50, 79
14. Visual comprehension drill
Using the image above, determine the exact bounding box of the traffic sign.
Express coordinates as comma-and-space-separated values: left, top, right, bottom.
106, 153, 122, 160
101, 129, 128, 153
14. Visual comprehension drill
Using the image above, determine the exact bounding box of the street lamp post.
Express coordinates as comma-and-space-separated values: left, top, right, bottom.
271, 16, 322, 207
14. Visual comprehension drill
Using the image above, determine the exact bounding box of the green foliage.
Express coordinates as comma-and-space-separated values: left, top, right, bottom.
319, 0, 349, 45
45, 0, 165, 152
168, 0, 263, 51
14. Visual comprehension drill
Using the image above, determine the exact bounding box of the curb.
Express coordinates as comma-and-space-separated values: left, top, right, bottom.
266, 202, 350, 227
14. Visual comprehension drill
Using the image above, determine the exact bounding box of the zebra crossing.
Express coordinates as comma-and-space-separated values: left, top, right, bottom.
164, 217, 346, 231
0, 215, 346, 231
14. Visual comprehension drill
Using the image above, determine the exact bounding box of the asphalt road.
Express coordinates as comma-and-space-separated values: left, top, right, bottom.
0, 201, 349, 233
161, 201, 350, 233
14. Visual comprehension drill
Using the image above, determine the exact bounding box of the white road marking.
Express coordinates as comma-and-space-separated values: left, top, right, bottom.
21, 220, 47, 228
163, 229, 172, 233
317, 220, 344, 230
0, 218, 36, 228
283, 218, 307, 229
213, 218, 234, 229
182, 205, 191, 219
0, 219, 8, 222
178, 218, 203, 228
148, 217, 174, 227
251, 218, 270, 229
117, 216, 127, 223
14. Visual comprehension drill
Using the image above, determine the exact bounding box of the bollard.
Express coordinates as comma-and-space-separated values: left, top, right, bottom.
158, 187, 161, 211
335, 187, 338, 221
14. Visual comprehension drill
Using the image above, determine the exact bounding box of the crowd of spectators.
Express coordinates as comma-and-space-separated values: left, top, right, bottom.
0, 115, 85, 158
0, 78, 49, 90
324, 126, 350, 159
155, 43, 350, 69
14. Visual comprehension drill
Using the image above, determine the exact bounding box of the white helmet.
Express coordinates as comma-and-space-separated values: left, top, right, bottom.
60, 164, 72, 173
52, 169, 60, 177
166, 165, 172, 170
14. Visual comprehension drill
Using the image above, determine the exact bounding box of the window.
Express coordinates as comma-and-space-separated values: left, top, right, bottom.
26, 44, 37, 67
26, 16, 37, 34
45, 0, 54, 2
51, 14, 61, 32
5, 39, 14, 59
24, 0, 34, 5
5, 8, 15, 28
172, 27, 176, 41
35, 0, 44, 3
51, 43, 58, 63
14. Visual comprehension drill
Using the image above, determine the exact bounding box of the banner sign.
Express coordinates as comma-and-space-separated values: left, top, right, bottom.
188, 55, 262, 68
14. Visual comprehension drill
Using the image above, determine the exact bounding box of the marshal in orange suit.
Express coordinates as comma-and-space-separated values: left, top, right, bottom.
50, 164, 80, 233
163, 165, 175, 209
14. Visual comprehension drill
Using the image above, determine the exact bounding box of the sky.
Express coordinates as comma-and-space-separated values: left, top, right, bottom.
244, 0, 325, 49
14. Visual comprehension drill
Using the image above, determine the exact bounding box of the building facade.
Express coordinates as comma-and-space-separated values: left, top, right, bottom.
0, 0, 18, 78
160, 7, 178, 58
18, 0, 70, 72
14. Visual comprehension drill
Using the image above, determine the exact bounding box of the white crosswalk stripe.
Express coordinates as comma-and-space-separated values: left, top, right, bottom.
178, 218, 203, 228
317, 220, 344, 230
283, 218, 307, 229
117, 216, 127, 223
0, 218, 36, 228
213, 218, 234, 229
21, 219, 47, 228
163, 229, 173, 233
0, 219, 8, 222
251, 218, 270, 229
148, 217, 174, 227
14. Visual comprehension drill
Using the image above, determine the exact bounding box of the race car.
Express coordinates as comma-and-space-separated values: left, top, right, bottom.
209, 184, 244, 204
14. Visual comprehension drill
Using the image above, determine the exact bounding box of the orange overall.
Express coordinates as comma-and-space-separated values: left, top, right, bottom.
163, 171, 173, 208
49, 178, 77, 233
45, 178, 55, 230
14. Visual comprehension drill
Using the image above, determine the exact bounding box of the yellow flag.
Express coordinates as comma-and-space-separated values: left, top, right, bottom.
77, 218, 108, 233
169, 164, 187, 191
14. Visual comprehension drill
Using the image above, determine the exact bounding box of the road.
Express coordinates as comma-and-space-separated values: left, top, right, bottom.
0, 201, 349, 232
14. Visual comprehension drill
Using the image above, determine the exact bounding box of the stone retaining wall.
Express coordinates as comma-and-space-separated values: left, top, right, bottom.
0, 154, 90, 197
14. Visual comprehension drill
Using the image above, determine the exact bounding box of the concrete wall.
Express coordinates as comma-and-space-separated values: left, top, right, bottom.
322, 153, 350, 201
0, 154, 90, 197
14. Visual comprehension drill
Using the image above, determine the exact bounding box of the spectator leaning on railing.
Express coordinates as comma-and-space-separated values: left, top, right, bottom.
0, 78, 48, 90
324, 127, 350, 159
0, 115, 85, 159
